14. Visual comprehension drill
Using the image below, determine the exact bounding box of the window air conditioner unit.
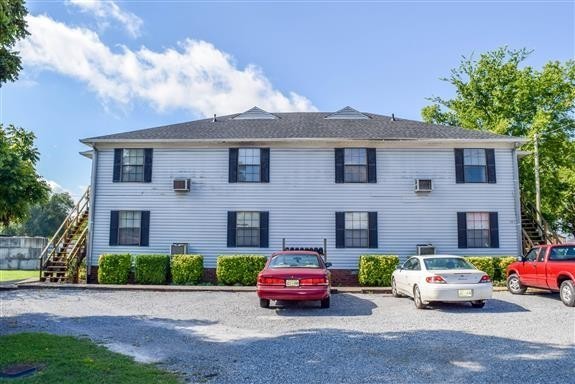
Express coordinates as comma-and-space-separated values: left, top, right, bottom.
415, 179, 433, 192
171, 243, 188, 255
416, 244, 435, 255
173, 178, 190, 192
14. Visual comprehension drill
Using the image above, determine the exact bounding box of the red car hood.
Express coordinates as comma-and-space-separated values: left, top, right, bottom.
260, 268, 327, 279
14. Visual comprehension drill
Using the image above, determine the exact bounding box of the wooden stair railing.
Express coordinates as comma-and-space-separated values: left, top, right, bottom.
521, 201, 565, 252
39, 187, 90, 283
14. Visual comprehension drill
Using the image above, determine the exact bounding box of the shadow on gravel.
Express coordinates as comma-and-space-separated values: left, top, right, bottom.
273, 293, 377, 316
1, 312, 573, 384
427, 298, 530, 313
523, 291, 563, 303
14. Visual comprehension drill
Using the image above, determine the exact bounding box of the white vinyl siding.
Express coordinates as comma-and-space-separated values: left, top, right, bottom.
90, 146, 520, 268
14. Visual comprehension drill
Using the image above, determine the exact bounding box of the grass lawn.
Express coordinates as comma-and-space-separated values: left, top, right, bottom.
0, 333, 181, 384
0, 270, 39, 282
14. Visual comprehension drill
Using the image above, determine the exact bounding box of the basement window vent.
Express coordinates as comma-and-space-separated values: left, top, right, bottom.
415, 179, 433, 192
173, 178, 190, 192
171, 243, 188, 255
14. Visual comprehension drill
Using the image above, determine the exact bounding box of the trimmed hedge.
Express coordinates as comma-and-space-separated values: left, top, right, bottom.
98, 254, 132, 284
494, 256, 518, 281
135, 254, 170, 285
171, 254, 204, 285
216, 255, 267, 286
358, 255, 399, 286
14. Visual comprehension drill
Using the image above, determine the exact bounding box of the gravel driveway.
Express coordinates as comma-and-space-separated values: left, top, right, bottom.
1, 289, 573, 383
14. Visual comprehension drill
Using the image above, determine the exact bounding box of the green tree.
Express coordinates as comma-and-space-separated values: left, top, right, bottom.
0, 0, 30, 84
20, 191, 74, 236
0, 124, 50, 228
422, 47, 575, 236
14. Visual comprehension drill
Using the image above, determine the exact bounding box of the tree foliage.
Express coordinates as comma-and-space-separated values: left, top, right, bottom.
0, 124, 50, 228
0, 0, 29, 85
422, 47, 575, 236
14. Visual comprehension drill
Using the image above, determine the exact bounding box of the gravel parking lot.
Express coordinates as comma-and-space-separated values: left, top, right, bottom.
1, 289, 573, 383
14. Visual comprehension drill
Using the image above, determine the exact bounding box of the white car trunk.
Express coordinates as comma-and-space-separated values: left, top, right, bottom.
429, 269, 485, 284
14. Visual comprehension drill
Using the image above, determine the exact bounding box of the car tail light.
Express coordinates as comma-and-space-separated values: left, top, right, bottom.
425, 275, 447, 284
479, 275, 491, 283
300, 277, 328, 286
258, 276, 285, 286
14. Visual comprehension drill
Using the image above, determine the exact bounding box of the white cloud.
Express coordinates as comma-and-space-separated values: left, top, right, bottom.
18, 14, 316, 116
68, 0, 143, 38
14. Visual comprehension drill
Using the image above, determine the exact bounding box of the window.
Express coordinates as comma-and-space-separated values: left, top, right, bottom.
118, 211, 141, 246
269, 254, 321, 268
524, 248, 539, 262
238, 148, 261, 182
345, 212, 369, 248
549, 246, 575, 261
463, 149, 487, 183
466, 212, 490, 248
402, 257, 421, 271
121, 149, 145, 182
344, 148, 368, 183
236, 212, 260, 247
424, 257, 476, 270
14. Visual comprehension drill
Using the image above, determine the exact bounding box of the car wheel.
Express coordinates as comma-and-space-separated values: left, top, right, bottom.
471, 300, 486, 308
320, 297, 330, 309
391, 278, 401, 298
507, 274, 527, 295
413, 286, 427, 309
559, 280, 575, 307
259, 298, 270, 308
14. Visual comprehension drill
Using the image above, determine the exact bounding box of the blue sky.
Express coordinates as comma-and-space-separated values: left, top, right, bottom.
3, 0, 574, 199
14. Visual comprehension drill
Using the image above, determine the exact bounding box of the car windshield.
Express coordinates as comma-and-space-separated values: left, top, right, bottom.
549, 246, 575, 261
269, 254, 321, 268
424, 257, 476, 270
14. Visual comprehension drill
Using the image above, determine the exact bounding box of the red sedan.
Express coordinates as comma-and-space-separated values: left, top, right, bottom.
257, 251, 332, 309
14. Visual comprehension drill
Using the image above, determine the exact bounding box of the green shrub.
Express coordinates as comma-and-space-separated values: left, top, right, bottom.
98, 254, 131, 284
358, 255, 399, 286
494, 256, 518, 281
171, 254, 204, 285
465, 257, 495, 280
78, 258, 87, 283
216, 255, 267, 286
134, 254, 170, 285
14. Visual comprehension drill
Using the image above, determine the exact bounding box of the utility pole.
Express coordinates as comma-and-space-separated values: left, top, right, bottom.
533, 133, 541, 225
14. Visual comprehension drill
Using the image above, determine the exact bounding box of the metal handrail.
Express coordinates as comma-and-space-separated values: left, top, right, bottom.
39, 187, 90, 279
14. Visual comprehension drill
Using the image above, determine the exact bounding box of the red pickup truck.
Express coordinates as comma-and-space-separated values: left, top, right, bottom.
506, 243, 575, 307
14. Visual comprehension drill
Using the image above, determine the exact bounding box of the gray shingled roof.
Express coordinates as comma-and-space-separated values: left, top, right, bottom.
81, 111, 522, 143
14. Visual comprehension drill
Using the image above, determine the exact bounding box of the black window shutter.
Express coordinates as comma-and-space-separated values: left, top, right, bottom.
335, 149, 344, 183
335, 212, 345, 248
140, 211, 150, 246
260, 148, 270, 183
367, 148, 377, 183
457, 212, 467, 248
229, 148, 238, 183
368, 211, 378, 248
454, 149, 464, 183
227, 211, 237, 247
489, 212, 499, 248
113, 149, 122, 182
486, 149, 496, 184
144, 149, 153, 183
259, 211, 269, 248
109, 211, 119, 245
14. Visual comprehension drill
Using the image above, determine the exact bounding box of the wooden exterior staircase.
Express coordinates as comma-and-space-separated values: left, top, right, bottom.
39, 187, 90, 283
521, 202, 564, 252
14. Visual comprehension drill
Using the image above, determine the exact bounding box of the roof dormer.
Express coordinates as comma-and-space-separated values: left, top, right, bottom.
232, 106, 278, 120
324, 106, 370, 120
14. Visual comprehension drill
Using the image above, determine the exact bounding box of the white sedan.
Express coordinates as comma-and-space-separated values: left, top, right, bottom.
391, 255, 493, 309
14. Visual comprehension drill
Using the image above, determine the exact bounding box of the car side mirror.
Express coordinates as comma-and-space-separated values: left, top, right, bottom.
518, 256, 525, 262
325, 262, 332, 268
396, 265, 402, 271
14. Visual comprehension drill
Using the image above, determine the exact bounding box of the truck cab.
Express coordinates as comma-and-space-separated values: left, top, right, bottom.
506, 243, 575, 307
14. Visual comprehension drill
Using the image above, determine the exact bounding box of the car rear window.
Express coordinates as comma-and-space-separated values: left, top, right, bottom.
424, 258, 476, 270
549, 246, 575, 261
269, 254, 321, 268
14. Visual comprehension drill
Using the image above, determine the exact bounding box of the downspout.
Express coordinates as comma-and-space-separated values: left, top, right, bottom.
512, 146, 523, 256
86, 146, 98, 282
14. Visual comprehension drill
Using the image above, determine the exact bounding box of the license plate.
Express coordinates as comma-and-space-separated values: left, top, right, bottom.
458, 289, 473, 298
285, 279, 299, 287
